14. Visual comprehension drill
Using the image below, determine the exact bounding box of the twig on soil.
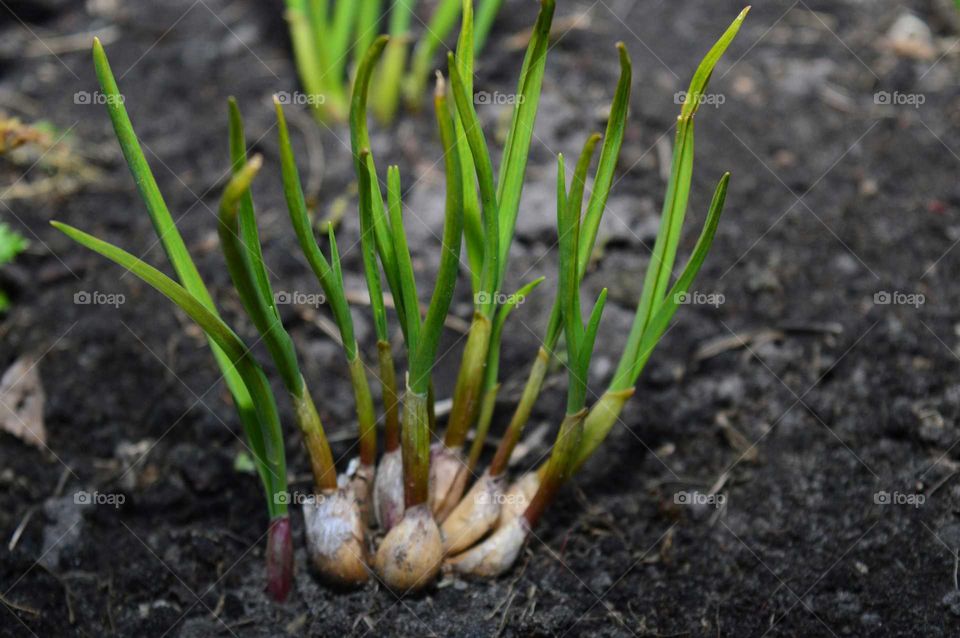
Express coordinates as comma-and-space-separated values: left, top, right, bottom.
504, 11, 593, 50
8, 466, 70, 551
8, 508, 36, 552
0, 592, 39, 616
39, 564, 75, 624
343, 289, 472, 334
778, 321, 844, 335
716, 412, 759, 462
105, 575, 115, 633
224, 618, 256, 633
696, 322, 843, 362
694, 329, 784, 362
24, 27, 119, 56
519, 584, 538, 623
296, 306, 344, 346
927, 470, 957, 497
819, 84, 857, 113
485, 580, 513, 620
494, 586, 518, 637
658, 527, 675, 565
212, 593, 225, 619
954, 551, 958, 591
707, 472, 730, 526
486, 556, 529, 635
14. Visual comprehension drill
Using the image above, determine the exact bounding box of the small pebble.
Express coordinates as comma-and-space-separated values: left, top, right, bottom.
942, 590, 960, 616
887, 12, 936, 60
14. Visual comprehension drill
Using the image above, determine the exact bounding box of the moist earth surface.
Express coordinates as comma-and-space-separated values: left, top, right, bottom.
1, 0, 958, 636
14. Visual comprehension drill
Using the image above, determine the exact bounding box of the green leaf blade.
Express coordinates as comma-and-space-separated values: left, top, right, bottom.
495, 0, 556, 287
275, 98, 359, 361
409, 77, 464, 393
626, 173, 729, 384
577, 43, 632, 278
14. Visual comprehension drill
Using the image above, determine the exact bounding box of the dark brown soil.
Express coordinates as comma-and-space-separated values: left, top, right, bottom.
2, 0, 960, 636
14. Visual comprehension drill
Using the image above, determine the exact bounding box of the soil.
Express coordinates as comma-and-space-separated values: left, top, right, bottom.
2, 0, 960, 636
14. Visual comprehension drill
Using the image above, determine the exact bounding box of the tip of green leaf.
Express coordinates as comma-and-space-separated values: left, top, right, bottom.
49, 220, 77, 241
224, 156, 262, 204
92, 36, 106, 64
434, 71, 446, 98
740, 6, 751, 20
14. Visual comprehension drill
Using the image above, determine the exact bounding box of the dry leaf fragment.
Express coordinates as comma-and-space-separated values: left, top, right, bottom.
0, 356, 47, 448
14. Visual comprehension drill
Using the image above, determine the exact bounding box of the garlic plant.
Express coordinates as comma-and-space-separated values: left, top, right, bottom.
55, 1, 748, 597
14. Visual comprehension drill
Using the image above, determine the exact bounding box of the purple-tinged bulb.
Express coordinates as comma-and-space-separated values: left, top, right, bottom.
266, 516, 294, 602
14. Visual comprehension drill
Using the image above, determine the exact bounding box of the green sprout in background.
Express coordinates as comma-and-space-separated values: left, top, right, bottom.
0, 223, 28, 312
55, 0, 749, 598
284, 0, 504, 124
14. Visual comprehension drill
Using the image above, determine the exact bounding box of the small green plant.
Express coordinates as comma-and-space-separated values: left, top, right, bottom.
284, 0, 503, 124
0, 222, 28, 312
55, 0, 747, 597
57, 41, 304, 601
